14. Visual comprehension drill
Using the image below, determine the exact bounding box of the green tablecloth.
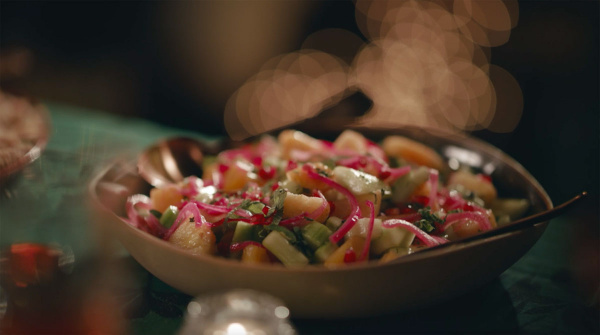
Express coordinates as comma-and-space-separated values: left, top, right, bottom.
0, 104, 597, 334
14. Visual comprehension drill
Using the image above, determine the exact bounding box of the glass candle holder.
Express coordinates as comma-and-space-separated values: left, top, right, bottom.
178, 289, 296, 335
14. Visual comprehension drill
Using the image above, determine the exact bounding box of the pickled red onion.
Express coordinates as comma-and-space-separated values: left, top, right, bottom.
385, 166, 411, 182
303, 165, 361, 244
359, 201, 375, 261
441, 211, 492, 232
382, 219, 441, 247
164, 202, 208, 240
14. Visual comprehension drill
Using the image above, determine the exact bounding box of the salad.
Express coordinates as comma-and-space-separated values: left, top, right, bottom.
126, 130, 530, 267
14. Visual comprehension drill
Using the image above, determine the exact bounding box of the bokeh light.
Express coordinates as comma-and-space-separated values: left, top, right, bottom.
225, 0, 523, 139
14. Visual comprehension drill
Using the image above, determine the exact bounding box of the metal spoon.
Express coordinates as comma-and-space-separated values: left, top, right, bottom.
405, 191, 588, 257
137, 137, 224, 187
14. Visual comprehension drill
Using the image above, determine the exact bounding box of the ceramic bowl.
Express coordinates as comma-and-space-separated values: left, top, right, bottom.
88, 126, 552, 318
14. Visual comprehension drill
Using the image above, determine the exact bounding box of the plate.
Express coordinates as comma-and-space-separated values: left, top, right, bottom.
88, 126, 552, 318
0, 91, 51, 184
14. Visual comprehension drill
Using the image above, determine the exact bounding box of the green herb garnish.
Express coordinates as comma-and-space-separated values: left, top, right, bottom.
415, 207, 444, 233
267, 188, 287, 226
244, 201, 266, 215
292, 226, 314, 259
225, 199, 252, 220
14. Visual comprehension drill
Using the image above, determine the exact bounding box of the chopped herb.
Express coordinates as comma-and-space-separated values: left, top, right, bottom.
244, 201, 266, 215
267, 188, 287, 226
269, 188, 287, 213
255, 226, 270, 240
270, 212, 283, 227
414, 220, 435, 233
415, 207, 444, 233
225, 199, 252, 220
321, 159, 336, 169
418, 207, 444, 224
292, 226, 313, 259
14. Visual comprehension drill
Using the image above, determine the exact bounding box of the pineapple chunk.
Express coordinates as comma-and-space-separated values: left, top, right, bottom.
222, 161, 256, 192
283, 192, 330, 223
324, 236, 366, 268
168, 220, 216, 256
412, 182, 431, 198
446, 209, 497, 239
447, 170, 497, 206
241, 245, 270, 264
278, 130, 324, 158
333, 130, 368, 154
331, 190, 382, 218
382, 135, 444, 171
150, 186, 183, 213
286, 163, 332, 191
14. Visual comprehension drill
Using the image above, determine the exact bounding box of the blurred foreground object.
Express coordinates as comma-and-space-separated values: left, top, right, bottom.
0, 243, 126, 334
0, 243, 72, 333
178, 289, 296, 335
0, 90, 50, 185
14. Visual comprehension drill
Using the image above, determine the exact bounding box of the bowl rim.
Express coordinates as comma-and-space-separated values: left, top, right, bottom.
88, 125, 553, 274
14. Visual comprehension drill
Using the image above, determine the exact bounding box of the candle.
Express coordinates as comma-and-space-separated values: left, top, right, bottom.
178, 289, 296, 335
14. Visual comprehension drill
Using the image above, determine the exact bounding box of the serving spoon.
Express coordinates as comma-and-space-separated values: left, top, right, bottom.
137, 137, 224, 188
137, 136, 587, 256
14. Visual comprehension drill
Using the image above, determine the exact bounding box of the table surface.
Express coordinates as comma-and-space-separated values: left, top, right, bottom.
1, 103, 598, 334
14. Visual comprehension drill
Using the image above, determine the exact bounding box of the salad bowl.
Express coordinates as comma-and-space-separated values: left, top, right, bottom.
88, 126, 552, 318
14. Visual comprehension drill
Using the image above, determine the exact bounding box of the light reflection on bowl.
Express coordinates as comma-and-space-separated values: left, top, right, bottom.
88, 126, 552, 318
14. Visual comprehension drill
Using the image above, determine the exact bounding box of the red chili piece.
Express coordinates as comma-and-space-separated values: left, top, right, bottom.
286, 160, 297, 171
344, 248, 357, 263
258, 166, 276, 180
251, 156, 263, 167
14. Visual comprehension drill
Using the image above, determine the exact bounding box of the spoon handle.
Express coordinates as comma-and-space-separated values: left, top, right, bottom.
410, 191, 588, 255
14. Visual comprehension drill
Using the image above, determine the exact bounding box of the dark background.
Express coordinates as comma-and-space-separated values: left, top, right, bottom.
1, 0, 598, 307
